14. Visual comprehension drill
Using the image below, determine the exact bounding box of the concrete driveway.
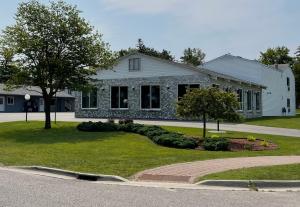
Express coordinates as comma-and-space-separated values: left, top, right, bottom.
1, 167, 300, 207
0, 112, 299, 137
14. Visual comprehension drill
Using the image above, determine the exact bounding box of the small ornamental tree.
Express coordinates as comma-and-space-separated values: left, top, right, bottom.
176, 88, 241, 138
0, 0, 115, 129
209, 89, 242, 131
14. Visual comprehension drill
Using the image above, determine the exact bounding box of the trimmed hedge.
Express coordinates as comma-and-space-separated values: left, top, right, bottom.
77, 121, 198, 149
203, 137, 229, 151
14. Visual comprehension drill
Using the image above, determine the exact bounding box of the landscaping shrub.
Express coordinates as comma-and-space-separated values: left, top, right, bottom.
247, 135, 256, 142
152, 133, 198, 149
203, 137, 229, 151
77, 121, 118, 132
77, 122, 198, 149
107, 119, 115, 124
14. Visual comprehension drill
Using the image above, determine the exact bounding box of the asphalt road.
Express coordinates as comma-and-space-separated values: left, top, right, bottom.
0, 168, 300, 207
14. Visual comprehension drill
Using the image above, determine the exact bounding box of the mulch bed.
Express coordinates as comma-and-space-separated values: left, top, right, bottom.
228, 138, 278, 151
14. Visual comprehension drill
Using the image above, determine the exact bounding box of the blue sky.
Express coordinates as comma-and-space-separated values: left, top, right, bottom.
0, 0, 299, 60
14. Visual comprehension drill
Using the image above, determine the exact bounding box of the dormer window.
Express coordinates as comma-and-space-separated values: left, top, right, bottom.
129, 58, 141, 71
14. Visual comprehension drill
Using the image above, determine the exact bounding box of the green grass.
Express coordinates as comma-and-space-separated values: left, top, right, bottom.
243, 114, 300, 129
198, 164, 300, 180
297, 109, 300, 114
0, 121, 300, 178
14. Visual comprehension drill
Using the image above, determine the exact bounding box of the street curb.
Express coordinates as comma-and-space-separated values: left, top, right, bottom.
196, 180, 300, 191
15, 166, 128, 182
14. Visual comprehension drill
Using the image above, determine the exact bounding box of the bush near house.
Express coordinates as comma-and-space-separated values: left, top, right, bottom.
203, 137, 230, 151
77, 121, 199, 149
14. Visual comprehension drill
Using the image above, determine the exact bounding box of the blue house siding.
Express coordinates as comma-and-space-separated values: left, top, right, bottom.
0, 95, 74, 112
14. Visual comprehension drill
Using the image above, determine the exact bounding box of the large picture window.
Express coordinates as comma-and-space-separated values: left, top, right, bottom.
141, 85, 160, 109
82, 88, 98, 109
111, 86, 128, 109
247, 90, 252, 111
236, 89, 243, 110
178, 84, 200, 99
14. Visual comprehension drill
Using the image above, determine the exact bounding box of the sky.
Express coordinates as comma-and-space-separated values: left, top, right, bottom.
0, 0, 299, 61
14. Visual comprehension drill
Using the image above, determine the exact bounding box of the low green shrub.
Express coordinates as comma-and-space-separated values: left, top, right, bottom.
247, 135, 256, 142
107, 119, 115, 124
203, 137, 229, 151
210, 134, 220, 139
77, 122, 198, 149
260, 140, 269, 147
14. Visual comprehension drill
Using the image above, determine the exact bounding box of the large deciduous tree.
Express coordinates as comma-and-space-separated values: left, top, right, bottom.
0, 0, 115, 129
259, 46, 293, 65
176, 88, 240, 138
118, 38, 174, 61
180, 48, 206, 66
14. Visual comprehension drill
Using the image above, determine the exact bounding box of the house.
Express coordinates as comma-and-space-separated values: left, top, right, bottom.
0, 84, 75, 112
75, 52, 265, 120
203, 54, 296, 116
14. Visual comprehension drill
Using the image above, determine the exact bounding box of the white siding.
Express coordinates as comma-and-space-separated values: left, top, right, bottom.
94, 54, 199, 80
203, 55, 296, 116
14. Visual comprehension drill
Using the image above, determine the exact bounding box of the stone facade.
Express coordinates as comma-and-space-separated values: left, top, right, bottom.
75, 74, 262, 120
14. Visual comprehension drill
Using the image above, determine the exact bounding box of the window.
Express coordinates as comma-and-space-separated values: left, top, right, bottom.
7, 96, 14, 105
247, 90, 252, 111
255, 92, 260, 110
129, 58, 141, 71
141, 85, 160, 109
111, 86, 128, 109
287, 77, 290, 91
287, 98, 291, 112
178, 84, 200, 99
236, 89, 243, 110
82, 88, 98, 109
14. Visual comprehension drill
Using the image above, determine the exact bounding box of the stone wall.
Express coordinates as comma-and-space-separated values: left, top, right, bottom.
75, 75, 262, 119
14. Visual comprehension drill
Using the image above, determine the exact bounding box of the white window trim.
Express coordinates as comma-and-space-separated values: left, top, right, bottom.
129, 58, 141, 72
81, 91, 98, 110
236, 88, 244, 112
140, 85, 161, 110
110, 86, 129, 110
246, 90, 253, 112
7, 96, 14, 105
255, 92, 261, 111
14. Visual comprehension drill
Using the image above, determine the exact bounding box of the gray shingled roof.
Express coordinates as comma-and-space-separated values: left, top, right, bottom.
0, 84, 75, 98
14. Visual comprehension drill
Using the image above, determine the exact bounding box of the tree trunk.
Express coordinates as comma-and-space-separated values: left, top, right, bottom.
203, 113, 206, 138
44, 96, 52, 129
217, 120, 220, 131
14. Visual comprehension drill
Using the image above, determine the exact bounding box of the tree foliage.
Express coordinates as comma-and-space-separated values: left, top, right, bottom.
259, 46, 294, 65
180, 48, 206, 66
176, 88, 240, 138
118, 38, 174, 61
0, 0, 115, 129
0, 47, 17, 83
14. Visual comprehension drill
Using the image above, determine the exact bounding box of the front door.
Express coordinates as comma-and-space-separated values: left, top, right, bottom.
0, 97, 5, 112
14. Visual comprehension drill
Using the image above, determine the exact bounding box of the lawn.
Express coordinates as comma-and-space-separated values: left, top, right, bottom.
198, 164, 300, 180
0, 121, 300, 178
243, 114, 300, 129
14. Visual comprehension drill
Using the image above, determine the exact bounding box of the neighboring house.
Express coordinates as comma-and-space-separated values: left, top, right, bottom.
75, 52, 265, 120
203, 54, 296, 116
0, 84, 75, 112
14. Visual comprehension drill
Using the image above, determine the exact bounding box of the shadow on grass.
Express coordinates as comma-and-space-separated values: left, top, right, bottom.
0, 124, 132, 144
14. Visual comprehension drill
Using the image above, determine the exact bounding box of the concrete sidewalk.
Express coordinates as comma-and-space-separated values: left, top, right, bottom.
0, 112, 299, 137
135, 156, 300, 183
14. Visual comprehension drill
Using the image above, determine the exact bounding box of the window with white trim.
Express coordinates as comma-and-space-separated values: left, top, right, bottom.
287, 98, 291, 112
82, 88, 98, 109
255, 92, 260, 110
7, 96, 14, 105
111, 86, 128, 109
141, 85, 160, 109
129, 58, 141, 71
287, 77, 290, 91
236, 89, 243, 110
247, 90, 252, 111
